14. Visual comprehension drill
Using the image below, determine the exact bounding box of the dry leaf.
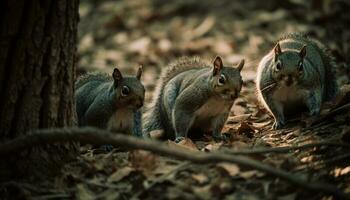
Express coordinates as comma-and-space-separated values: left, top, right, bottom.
203, 142, 223, 152
217, 162, 240, 176
252, 121, 272, 129
127, 37, 151, 55
240, 170, 264, 179
237, 121, 256, 138
212, 40, 233, 55
230, 141, 250, 149
108, 167, 134, 183
192, 173, 209, 184
167, 138, 199, 151
128, 150, 157, 172
76, 184, 94, 200
333, 166, 350, 177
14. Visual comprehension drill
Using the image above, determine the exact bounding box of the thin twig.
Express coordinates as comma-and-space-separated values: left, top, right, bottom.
0, 127, 348, 199
260, 82, 277, 93
310, 102, 350, 126
225, 140, 350, 155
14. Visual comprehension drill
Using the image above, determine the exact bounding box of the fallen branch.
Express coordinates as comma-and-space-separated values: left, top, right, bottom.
225, 140, 350, 155
0, 127, 348, 199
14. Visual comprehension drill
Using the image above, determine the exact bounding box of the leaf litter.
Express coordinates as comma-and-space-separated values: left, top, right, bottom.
10, 0, 350, 199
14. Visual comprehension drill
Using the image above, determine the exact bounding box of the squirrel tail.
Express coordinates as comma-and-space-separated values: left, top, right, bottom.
320, 47, 338, 101
142, 81, 165, 135
75, 72, 111, 89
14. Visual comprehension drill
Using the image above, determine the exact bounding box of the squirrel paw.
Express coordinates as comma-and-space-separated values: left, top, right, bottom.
175, 137, 186, 143
272, 120, 285, 130
100, 144, 114, 152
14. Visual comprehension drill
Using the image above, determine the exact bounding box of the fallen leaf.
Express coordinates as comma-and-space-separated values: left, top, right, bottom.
108, 167, 134, 183
230, 141, 250, 149
128, 150, 157, 172
76, 184, 94, 200
203, 142, 223, 152
212, 40, 233, 55
127, 37, 151, 55
217, 162, 240, 176
193, 185, 212, 199
192, 173, 209, 184
236, 121, 256, 138
158, 39, 172, 53
167, 138, 199, 151
240, 170, 264, 179
186, 16, 215, 40
334, 166, 350, 177
252, 121, 272, 129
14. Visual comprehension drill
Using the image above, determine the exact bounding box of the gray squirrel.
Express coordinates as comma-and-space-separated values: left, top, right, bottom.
143, 56, 244, 142
256, 33, 338, 129
75, 66, 145, 137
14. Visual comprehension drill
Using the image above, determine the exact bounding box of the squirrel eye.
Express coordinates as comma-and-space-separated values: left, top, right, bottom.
275, 62, 282, 71
121, 86, 130, 96
298, 61, 303, 71
218, 74, 226, 86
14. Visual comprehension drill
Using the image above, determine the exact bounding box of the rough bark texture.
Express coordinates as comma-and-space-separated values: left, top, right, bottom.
0, 0, 78, 140
0, 0, 79, 179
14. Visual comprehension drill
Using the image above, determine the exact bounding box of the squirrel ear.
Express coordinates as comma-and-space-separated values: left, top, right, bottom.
213, 55, 223, 76
136, 65, 143, 80
299, 45, 307, 58
235, 59, 245, 72
274, 43, 282, 59
112, 68, 123, 86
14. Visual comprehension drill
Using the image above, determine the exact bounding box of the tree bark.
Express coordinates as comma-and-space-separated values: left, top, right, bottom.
0, 0, 78, 139
0, 0, 79, 180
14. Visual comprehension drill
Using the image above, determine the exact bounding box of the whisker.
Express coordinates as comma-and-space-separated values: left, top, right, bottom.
260, 82, 277, 92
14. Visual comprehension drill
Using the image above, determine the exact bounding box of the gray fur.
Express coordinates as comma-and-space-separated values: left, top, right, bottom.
256, 33, 338, 129
143, 57, 244, 140
75, 69, 145, 137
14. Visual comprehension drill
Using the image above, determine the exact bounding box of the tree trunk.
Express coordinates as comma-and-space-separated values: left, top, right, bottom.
0, 0, 78, 139
0, 0, 79, 179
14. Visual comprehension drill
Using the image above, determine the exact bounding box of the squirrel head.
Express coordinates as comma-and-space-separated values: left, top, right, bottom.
271, 43, 307, 87
112, 66, 145, 109
210, 56, 244, 101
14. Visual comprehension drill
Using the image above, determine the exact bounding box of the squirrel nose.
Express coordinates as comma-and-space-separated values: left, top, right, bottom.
285, 75, 293, 86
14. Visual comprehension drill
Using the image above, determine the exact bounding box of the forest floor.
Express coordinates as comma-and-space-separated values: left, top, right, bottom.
6, 0, 350, 199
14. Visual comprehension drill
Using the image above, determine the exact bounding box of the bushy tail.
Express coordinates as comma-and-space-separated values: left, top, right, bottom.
143, 56, 209, 136
320, 48, 338, 101
75, 72, 111, 89
142, 83, 165, 135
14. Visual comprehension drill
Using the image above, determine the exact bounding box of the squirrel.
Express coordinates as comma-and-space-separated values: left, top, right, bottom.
75, 66, 145, 137
256, 33, 338, 129
143, 56, 244, 142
